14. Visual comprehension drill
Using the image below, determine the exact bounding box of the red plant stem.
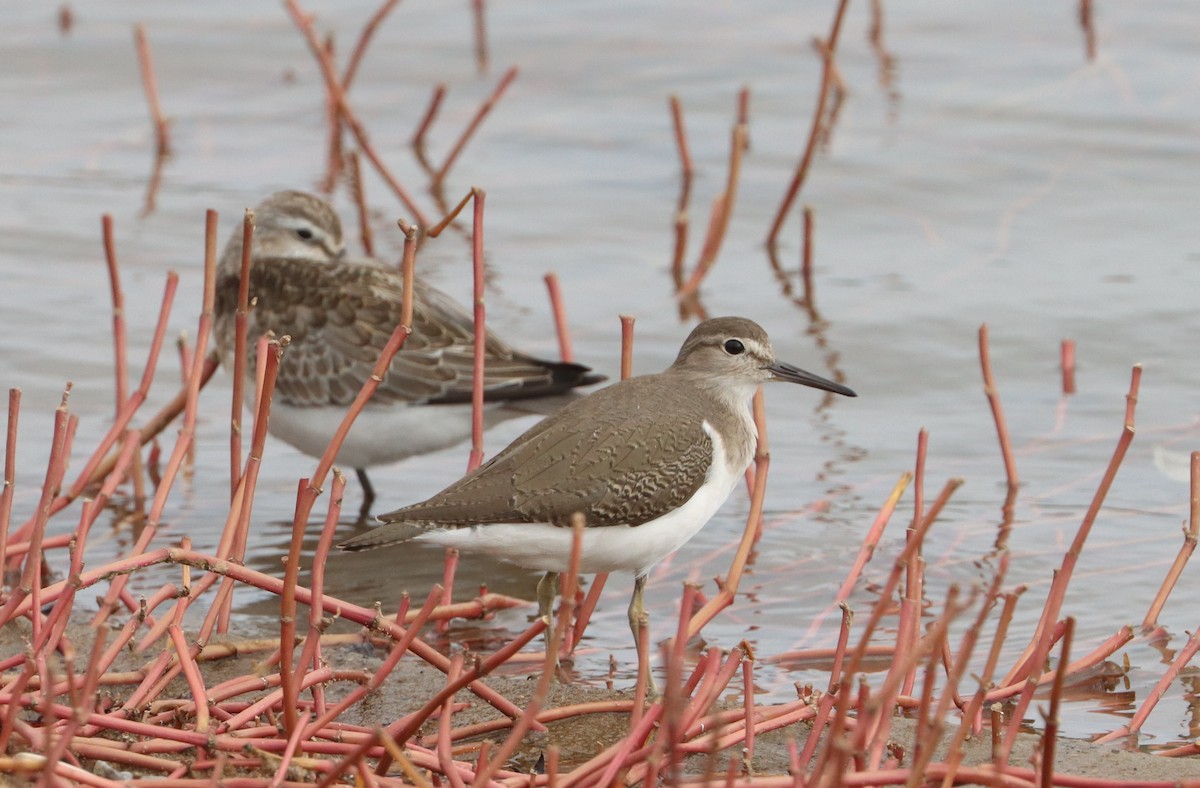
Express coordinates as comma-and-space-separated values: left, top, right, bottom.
437, 547, 459, 635
922, 559, 1008, 785
678, 123, 747, 299
835, 473, 911, 602
3, 394, 72, 643
310, 321, 412, 491
1096, 623, 1197, 744
434, 67, 518, 185
279, 474, 311, 738
1142, 450, 1200, 630
230, 209, 255, 497
348, 151, 374, 256
998, 368, 1139, 764
377, 617, 547, 767
737, 85, 751, 141
670, 95, 695, 179
467, 189, 486, 473
427, 700, 635, 746
101, 214, 129, 415
0, 390, 19, 578
299, 586, 442, 740
1061, 339, 1076, 395
543, 272, 574, 362
341, 0, 403, 90
177, 332, 196, 467
411, 83, 447, 148
766, 0, 849, 246
93, 212, 217, 620
133, 24, 170, 155
897, 430, 929, 699
619, 315, 635, 380
569, 573, 606, 656
79, 351, 215, 502
687, 388, 768, 637
741, 657, 756, 763
436, 655, 467, 788
662, 582, 701, 774
397, 219, 417, 326
320, 33, 343, 195
979, 324, 1020, 509
1040, 617, 1073, 786
62, 273, 177, 505
284, 0, 429, 228
14, 547, 529, 723
212, 341, 280, 634
299, 470, 346, 673
270, 710, 313, 788
167, 624, 209, 732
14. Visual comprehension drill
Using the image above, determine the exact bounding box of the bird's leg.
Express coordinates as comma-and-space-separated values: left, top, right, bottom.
628, 574, 657, 695
536, 571, 560, 653
355, 468, 375, 523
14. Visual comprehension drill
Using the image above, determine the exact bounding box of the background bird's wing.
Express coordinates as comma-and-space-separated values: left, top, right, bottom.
216, 258, 597, 408
377, 378, 716, 529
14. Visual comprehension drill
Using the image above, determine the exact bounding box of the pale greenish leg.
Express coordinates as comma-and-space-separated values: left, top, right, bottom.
537, 571, 559, 655
628, 574, 657, 695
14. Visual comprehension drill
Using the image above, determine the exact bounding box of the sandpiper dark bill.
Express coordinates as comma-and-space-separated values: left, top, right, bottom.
339, 316, 856, 684
212, 191, 603, 520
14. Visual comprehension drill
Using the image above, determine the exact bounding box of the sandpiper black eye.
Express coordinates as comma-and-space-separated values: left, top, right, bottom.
724, 339, 745, 355
296, 227, 314, 240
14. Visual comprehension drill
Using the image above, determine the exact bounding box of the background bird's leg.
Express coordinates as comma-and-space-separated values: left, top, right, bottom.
628, 574, 657, 694
355, 467, 375, 522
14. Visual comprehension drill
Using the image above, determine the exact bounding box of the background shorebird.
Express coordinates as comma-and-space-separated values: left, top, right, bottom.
340, 316, 856, 685
213, 190, 603, 520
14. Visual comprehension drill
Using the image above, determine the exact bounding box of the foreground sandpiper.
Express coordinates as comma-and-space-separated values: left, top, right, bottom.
212, 191, 603, 519
339, 316, 856, 678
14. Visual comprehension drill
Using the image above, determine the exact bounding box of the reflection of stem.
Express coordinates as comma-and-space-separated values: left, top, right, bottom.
868, 0, 901, 114
141, 148, 167, 217
1078, 0, 1097, 62
472, 0, 489, 75
677, 124, 747, 304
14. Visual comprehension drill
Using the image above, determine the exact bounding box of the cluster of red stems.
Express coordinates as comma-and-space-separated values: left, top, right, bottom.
5, 0, 1195, 785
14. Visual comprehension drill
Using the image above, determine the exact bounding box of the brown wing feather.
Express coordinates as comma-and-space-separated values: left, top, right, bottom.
214, 256, 600, 409
369, 375, 718, 531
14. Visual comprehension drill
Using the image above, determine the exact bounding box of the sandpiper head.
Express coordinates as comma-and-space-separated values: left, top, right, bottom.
672, 316, 857, 398
221, 190, 345, 270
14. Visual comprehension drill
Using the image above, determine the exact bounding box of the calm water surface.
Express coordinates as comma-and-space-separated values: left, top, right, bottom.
3, 1, 1200, 745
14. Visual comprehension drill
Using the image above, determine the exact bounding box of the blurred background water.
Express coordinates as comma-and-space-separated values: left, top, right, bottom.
2, 0, 1199, 745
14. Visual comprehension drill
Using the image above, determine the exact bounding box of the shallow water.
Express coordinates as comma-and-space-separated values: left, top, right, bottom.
3, 1, 1200, 746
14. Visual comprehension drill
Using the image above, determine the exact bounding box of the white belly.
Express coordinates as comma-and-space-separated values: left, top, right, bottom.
266, 399, 483, 468
416, 421, 746, 576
